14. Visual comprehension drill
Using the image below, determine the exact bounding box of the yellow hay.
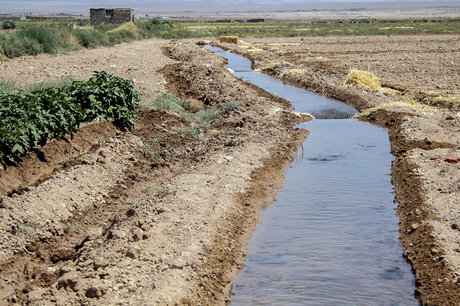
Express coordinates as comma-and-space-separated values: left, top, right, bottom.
345, 69, 399, 96
220, 36, 238, 44
433, 95, 460, 103
422, 90, 460, 103
240, 46, 263, 52
107, 22, 140, 39
355, 101, 440, 120
346, 69, 381, 91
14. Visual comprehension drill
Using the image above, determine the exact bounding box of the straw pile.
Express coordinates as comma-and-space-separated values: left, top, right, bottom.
220, 36, 238, 44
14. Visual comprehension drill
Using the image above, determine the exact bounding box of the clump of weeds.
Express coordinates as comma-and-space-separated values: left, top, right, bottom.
150, 186, 176, 199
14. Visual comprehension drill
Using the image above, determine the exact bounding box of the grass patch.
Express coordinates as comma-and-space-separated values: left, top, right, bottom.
194, 107, 220, 128
150, 186, 175, 199
183, 19, 460, 37
174, 126, 203, 139
0, 76, 75, 95
148, 93, 193, 121
0, 80, 18, 95
148, 93, 239, 130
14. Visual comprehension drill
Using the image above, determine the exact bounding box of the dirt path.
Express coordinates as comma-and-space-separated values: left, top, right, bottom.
0, 39, 309, 304
216, 34, 460, 304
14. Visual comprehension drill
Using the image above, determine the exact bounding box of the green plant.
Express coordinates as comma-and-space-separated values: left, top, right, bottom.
193, 107, 220, 128
69, 71, 140, 130
25, 75, 75, 92
2, 21, 16, 30
18, 26, 61, 54
220, 101, 239, 115
148, 93, 192, 120
0, 80, 18, 95
71, 28, 107, 48
150, 186, 175, 199
0, 71, 139, 167
0, 31, 43, 58
174, 126, 202, 139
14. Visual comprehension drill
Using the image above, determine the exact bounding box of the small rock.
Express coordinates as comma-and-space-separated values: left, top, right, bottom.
9, 295, 17, 303
217, 157, 227, 165
96, 157, 106, 164
85, 286, 103, 298
376, 91, 385, 97
98, 150, 108, 158
93, 259, 109, 270
431, 248, 439, 254
411, 223, 419, 230
217, 155, 234, 165
57, 275, 78, 292
0, 198, 7, 209
126, 248, 137, 259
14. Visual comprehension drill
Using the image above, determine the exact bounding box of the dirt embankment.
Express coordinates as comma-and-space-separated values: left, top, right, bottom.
215, 35, 460, 304
0, 39, 309, 304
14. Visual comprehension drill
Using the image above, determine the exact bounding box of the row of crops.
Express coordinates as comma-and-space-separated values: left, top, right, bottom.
0, 71, 139, 167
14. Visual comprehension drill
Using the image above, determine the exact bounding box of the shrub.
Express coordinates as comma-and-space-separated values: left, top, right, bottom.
220, 101, 239, 115
148, 93, 192, 120
69, 71, 140, 130
56, 28, 80, 51
18, 26, 60, 54
193, 107, 220, 128
0, 32, 43, 58
107, 22, 140, 39
71, 29, 107, 48
2, 21, 15, 30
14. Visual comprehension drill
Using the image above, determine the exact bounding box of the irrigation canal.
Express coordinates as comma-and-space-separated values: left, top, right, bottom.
206, 46, 417, 305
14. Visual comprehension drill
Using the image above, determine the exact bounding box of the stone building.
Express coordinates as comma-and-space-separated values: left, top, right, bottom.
90, 8, 134, 26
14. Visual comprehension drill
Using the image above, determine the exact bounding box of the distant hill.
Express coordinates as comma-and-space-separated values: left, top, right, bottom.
1, 0, 458, 14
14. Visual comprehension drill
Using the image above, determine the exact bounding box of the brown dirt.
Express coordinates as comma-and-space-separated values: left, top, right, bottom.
0, 39, 310, 304
216, 34, 460, 304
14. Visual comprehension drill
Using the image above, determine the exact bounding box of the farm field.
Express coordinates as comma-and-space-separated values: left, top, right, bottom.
0, 27, 459, 305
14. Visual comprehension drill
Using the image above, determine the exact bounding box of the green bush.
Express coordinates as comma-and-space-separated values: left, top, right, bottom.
0, 32, 43, 58
148, 93, 193, 120
220, 101, 239, 115
0, 71, 140, 167
193, 107, 220, 129
18, 26, 60, 54
69, 71, 140, 130
71, 29, 107, 48
2, 21, 15, 30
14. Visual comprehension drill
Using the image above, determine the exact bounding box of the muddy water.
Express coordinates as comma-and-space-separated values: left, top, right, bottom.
206, 46, 416, 305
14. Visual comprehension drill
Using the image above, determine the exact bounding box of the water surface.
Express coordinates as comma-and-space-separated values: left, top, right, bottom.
206, 46, 416, 305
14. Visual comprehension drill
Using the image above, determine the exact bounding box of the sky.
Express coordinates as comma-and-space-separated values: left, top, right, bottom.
0, 0, 457, 14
